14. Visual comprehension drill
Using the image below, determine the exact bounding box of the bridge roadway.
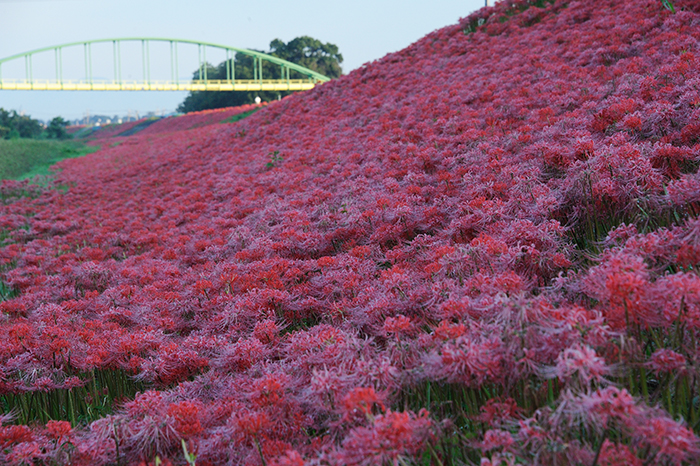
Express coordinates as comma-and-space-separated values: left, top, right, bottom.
0, 79, 318, 92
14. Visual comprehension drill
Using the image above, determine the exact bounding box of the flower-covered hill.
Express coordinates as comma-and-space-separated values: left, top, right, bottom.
1, 0, 700, 464
85, 103, 264, 141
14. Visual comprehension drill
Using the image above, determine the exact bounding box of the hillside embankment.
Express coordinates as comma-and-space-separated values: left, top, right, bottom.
0, 1, 699, 464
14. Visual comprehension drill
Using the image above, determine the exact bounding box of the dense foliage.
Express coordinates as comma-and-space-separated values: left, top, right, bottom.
177, 36, 342, 113
0, 0, 699, 464
268, 36, 343, 79
44, 117, 71, 141
0, 109, 72, 140
0, 109, 43, 140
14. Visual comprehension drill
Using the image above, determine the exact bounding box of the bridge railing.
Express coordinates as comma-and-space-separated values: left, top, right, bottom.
0, 78, 319, 92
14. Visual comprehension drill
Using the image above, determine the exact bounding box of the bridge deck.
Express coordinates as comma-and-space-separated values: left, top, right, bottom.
0, 79, 319, 91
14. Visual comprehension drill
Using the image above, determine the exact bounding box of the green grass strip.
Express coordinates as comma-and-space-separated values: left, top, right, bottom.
221, 107, 261, 124
0, 139, 99, 181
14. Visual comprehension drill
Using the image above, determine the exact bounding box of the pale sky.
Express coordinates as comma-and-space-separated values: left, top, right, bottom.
0, 0, 485, 121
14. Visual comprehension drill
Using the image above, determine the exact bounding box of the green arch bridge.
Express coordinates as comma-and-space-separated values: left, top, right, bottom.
0, 38, 330, 92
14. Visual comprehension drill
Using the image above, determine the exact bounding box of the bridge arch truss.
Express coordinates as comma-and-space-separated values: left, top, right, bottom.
0, 38, 330, 92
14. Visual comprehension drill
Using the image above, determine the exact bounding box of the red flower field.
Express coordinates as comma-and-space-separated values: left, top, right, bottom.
0, 0, 699, 464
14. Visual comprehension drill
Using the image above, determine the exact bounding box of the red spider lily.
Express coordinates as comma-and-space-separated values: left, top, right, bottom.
597, 439, 643, 466
481, 429, 516, 452
648, 348, 688, 375
328, 410, 433, 465
167, 401, 203, 438
46, 420, 71, 440
341, 386, 386, 423
0, 425, 32, 449
551, 344, 611, 388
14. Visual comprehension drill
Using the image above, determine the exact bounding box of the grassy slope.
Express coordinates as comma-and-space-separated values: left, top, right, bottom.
0, 106, 258, 183
221, 107, 261, 123
0, 139, 98, 181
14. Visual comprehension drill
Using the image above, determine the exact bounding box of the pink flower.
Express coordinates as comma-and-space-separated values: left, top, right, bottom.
330, 410, 433, 465
341, 387, 386, 423
382, 315, 414, 338
481, 429, 515, 452
552, 344, 610, 387
648, 348, 687, 375
639, 416, 699, 464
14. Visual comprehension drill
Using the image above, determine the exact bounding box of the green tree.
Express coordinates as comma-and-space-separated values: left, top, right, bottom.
0, 108, 43, 139
177, 36, 342, 113
269, 36, 343, 79
45, 116, 71, 140
0, 108, 17, 139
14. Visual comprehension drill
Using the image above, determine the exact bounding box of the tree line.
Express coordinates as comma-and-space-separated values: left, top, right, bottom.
0, 109, 71, 140
178, 36, 343, 113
